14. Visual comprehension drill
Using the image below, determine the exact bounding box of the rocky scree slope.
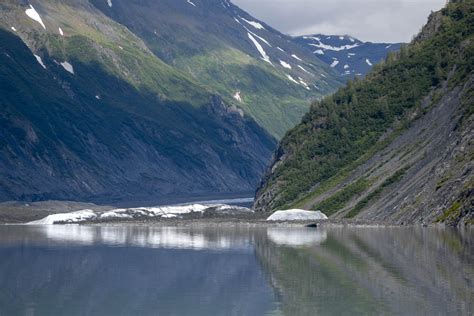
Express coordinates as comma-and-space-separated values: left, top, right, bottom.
255, 0, 473, 226
293, 34, 402, 78
0, 0, 276, 203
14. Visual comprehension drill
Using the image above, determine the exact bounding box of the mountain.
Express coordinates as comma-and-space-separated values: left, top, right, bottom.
254, 0, 473, 226
88, 0, 343, 138
293, 34, 402, 78
0, 0, 282, 203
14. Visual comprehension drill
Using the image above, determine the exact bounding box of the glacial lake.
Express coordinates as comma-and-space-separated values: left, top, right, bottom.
0, 225, 472, 315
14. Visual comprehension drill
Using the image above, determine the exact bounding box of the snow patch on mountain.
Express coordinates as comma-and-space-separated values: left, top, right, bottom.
291, 54, 303, 61
330, 59, 339, 67
240, 17, 265, 30
309, 42, 359, 51
366, 58, 373, 66
11, 26, 17, 32
34, 54, 46, 69
25, 5, 46, 30
233, 91, 242, 102
59, 27, 64, 36
60, 61, 74, 74
247, 33, 271, 65
287, 74, 299, 84
279, 60, 291, 69
298, 65, 310, 74
298, 78, 310, 90
314, 49, 324, 55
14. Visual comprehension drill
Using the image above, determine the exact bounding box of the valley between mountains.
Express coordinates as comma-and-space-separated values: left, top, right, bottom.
0, 0, 471, 226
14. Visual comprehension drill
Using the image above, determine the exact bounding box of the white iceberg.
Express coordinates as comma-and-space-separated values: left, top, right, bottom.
266, 209, 328, 221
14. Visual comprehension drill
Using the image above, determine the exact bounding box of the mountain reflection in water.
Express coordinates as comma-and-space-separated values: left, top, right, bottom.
0, 225, 472, 315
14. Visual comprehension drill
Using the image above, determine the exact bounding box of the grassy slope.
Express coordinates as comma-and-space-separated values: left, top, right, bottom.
1, 0, 211, 106
256, 0, 474, 215
89, 0, 342, 138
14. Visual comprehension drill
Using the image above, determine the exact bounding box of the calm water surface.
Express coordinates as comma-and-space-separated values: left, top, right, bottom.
0, 225, 472, 315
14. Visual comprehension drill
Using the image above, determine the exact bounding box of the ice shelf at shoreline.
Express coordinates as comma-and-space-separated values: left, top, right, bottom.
28, 204, 252, 225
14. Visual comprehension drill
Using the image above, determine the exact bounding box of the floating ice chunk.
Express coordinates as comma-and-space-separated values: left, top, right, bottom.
60, 61, 74, 74
34, 54, 46, 69
107, 0, 113, 7
240, 17, 265, 30
59, 27, 64, 36
187, 0, 196, 6
344, 64, 350, 69
330, 60, 339, 67
385, 44, 392, 49
267, 209, 328, 221
339, 36, 344, 40
233, 91, 242, 102
279, 60, 292, 69
276, 47, 285, 52
25, 5, 46, 29
247, 32, 271, 64
366, 58, 373, 66
95, 95, 101, 100
291, 54, 302, 61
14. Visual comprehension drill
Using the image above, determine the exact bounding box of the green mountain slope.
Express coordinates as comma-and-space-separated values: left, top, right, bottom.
90, 0, 343, 138
0, 1, 276, 202
254, 0, 473, 226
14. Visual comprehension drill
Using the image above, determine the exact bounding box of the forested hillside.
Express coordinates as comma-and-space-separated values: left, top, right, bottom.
255, 0, 473, 226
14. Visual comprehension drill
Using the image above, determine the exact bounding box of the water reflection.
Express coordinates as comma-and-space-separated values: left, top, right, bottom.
259, 226, 474, 315
0, 226, 274, 316
0, 225, 472, 315
267, 227, 327, 246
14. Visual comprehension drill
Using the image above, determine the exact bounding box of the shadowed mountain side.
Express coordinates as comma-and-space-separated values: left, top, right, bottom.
0, 30, 276, 202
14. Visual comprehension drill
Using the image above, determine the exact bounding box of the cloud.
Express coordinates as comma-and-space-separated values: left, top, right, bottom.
232, 0, 446, 42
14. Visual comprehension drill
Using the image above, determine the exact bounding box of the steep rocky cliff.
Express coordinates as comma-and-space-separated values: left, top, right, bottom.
255, 1, 473, 226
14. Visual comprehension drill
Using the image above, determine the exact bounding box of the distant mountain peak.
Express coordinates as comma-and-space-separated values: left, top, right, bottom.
294, 34, 402, 78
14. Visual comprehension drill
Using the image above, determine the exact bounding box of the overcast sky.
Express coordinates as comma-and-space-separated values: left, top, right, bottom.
232, 0, 447, 43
